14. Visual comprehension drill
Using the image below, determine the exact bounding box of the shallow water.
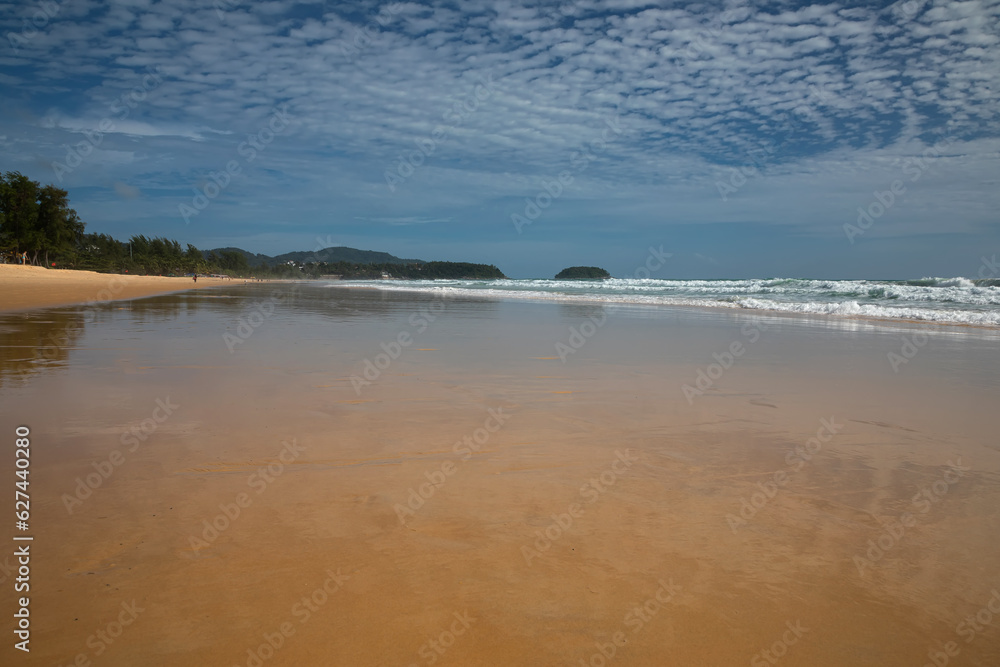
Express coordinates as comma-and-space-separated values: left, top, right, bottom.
1, 282, 998, 666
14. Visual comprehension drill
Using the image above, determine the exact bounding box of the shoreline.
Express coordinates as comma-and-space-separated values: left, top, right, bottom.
329, 282, 1000, 333
2, 264, 995, 333
0, 264, 241, 313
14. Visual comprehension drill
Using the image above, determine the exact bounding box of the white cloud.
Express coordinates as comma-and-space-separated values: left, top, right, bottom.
0, 0, 997, 251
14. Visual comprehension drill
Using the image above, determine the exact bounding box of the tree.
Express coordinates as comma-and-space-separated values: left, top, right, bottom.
0, 173, 86, 266
77, 232, 126, 272
217, 249, 249, 273
0, 172, 40, 261
36, 185, 84, 266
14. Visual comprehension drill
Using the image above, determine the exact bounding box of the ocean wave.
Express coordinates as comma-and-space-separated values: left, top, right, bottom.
728, 298, 1000, 326
908, 276, 975, 287
336, 280, 1000, 327
343, 277, 1000, 306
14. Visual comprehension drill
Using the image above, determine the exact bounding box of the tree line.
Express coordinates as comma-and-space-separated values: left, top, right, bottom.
0, 171, 84, 267
0, 172, 506, 279
0, 172, 283, 276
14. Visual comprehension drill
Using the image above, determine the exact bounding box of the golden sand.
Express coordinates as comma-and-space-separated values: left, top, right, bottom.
0, 264, 232, 313
5, 357, 997, 665
1, 287, 997, 666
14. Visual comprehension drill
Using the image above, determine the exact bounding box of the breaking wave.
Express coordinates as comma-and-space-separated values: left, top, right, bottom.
331, 277, 1000, 328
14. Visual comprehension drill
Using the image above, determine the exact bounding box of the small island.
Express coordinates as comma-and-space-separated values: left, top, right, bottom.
555, 266, 611, 280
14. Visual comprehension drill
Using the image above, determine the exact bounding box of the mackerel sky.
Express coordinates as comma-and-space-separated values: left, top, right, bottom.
1, 0, 999, 278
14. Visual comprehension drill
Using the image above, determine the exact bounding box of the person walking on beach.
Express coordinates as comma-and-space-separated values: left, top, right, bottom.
193, 273, 197, 283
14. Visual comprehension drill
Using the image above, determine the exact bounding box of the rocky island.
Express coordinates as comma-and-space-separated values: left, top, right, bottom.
554, 266, 611, 279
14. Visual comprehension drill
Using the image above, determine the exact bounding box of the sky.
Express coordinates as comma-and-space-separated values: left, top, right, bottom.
1, 0, 999, 279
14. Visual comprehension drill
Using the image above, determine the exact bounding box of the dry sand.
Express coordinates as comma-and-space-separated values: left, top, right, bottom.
0, 264, 232, 313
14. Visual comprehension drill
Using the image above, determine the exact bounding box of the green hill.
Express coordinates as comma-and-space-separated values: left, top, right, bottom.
204, 246, 424, 267
555, 266, 611, 279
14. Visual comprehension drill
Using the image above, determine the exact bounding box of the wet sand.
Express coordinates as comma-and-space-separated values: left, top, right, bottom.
0, 264, 232, 313
1, 285, 998, 666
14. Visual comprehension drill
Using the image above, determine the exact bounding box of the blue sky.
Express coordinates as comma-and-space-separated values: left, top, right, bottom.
1, 0, 998, 278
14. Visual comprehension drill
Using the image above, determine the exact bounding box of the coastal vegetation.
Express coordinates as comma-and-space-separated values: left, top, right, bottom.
0, 171, 84, 268
0, 172, 504, 279
555, 266, 611, 279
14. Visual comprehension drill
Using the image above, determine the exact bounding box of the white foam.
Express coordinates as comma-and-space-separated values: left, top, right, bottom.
919, 276, 977, 288
332, 278, 1000, 328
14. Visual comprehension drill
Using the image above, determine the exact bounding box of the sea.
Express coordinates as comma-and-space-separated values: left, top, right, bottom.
336, 276, 1000, 328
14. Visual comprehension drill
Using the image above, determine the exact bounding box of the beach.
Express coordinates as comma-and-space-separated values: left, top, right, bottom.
1, 282, 998, 666
0, 265, 234, 313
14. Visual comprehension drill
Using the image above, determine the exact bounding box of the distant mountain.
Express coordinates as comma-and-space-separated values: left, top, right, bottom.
274, 247, 424, 266
203, 247, 273, 266
203, 246, 424, 267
